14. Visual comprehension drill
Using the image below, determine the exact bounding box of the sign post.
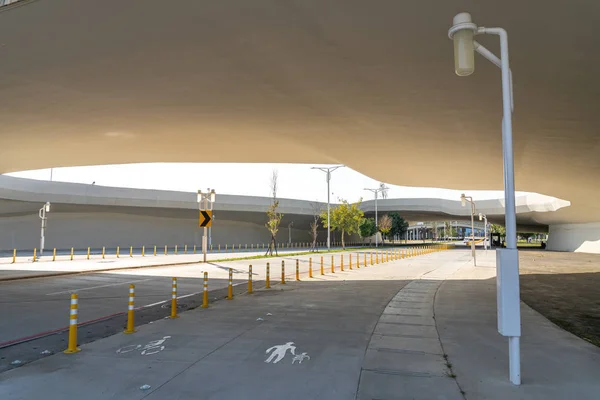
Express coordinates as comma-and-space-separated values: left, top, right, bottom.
197, 189, 215, 263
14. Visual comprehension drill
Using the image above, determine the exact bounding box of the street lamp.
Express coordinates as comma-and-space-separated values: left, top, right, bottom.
38, 202, 51, 257
479, 213, 488, 252
450, 13, 521, 385
311, 165, 344, 250
460, 193, 476, 266
197, 189, 216, 263
288, 221, 294, 244
364, 185, 388, 248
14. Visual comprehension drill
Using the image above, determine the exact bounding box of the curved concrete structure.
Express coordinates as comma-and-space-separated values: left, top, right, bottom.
0, 175, 567, 251
0, 1, 598, 250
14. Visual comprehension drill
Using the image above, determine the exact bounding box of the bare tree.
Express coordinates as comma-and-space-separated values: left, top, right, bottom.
309, 202, 321, 252
265, 170, 283, 256
378, 214, 392, 243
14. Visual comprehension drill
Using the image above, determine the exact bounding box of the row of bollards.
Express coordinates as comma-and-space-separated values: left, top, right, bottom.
63, 244, 452, 354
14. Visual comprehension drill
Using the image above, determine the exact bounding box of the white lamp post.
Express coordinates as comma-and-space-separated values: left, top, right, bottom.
364, 185, 388, 248
479, 213, 488, 252
197, 189, 216, 263
311, 165, 344, 250
38, 202, 51, 257
461, 193, 476, 266
449, 12, 521, 385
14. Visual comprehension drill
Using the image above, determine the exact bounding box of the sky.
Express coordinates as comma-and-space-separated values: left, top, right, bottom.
5, 163, 522, 203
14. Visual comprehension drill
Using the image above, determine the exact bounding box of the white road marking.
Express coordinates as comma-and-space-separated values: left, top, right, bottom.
45, 278, 153, 296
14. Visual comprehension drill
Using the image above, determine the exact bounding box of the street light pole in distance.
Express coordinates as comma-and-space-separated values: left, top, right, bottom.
311, 165, 344, 251
364, 185, 388, 248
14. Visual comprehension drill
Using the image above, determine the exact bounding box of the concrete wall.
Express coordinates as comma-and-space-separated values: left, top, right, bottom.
0, 212, 329, 251
547, 222, 600, 253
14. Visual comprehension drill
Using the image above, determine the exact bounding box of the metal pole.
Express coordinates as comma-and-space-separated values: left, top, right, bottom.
470, 201, 476, 266
374, 192, 378, 248
327, 171, 331, 250
39, 208, 45, 256
203, 193, 208, 263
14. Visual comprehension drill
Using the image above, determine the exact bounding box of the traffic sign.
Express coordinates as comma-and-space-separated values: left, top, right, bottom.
199, 210, 213, 228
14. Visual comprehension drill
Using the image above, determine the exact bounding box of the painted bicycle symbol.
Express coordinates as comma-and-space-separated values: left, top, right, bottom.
116, 336, 171, 356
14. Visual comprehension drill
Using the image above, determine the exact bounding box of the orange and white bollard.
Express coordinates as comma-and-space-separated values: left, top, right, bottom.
202, 272, 209, 308
248, 265, 253, 294
228, 268, 234, 299
170, 278, 179, 318
124, 284, 136, 334
64, 293, 81, 354
266, 263, 271, 288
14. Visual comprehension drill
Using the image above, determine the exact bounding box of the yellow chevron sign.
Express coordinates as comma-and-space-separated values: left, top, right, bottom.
199, 210, 213, 228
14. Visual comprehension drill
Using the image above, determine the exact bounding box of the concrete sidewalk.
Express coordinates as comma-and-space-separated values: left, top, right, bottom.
435, 251, 600, 399
0, 249, 459, 400
0, 246, 364, 281
2, 249, 597, 399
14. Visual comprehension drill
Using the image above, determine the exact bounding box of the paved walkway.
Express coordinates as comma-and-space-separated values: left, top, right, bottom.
0, 246, 363, 281
1, 249, 599, 399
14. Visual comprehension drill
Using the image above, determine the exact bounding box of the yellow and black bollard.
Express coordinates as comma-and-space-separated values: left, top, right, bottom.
164, 245, 168, 255
340, 255, 344, 271
370, 252, 374, 266
142, 246, 145, 257
281, 260, 286, 284
202, 272, 209, 308
154, 245, 157, 256
228, 269, 234, 299
12, 249, 16, 264
309, 258, 313, 278
194, 244, 197, 254
184, 245, 188, 254
331, 255, 335, 273
170, 278, 179, 318
364, 252, 367, 267
248, 265, 253, 294
70, 247, 74, 261
124, 284, 136, 334
53, 248, 57, 262
320, 256, 324, 275
130, 246, 133, 258
64, 293, 81, 354
117, 246, 121, 258
102, 246, 106, 259
296, 259, 300, 281
87, 247, 90, 260
175, 245, 178, 255
266, 263, 271, 289
349, 254, 353, 270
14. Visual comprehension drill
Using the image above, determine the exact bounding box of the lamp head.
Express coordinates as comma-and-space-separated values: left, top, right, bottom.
210, 189, 216, 203
460, 193, 466, 207
478, 213, 483, 221
45, 202, 51, 213
449, 13, 477, 77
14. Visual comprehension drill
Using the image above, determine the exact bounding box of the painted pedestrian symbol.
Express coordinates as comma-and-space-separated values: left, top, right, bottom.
264, 342, 310, 365
292, 352, 310, 364
265, 342, 296, 364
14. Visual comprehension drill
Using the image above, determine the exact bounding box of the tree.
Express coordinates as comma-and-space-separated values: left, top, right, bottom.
309, 202, 321, 252
378, 214, 392, 243
320, 198, 364, 249
265, 170, 283, 256
430, 221, 439, 240
389, 212, 409, 242
445, 221, 458, 239
491, 224, 506, 236
359, 218, 377, 242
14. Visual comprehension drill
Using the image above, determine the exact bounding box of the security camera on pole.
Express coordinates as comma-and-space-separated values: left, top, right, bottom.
449, 12, 521, 385
197, 189, 215, 263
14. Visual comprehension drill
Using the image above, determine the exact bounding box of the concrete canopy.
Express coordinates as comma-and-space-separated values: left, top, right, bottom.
0, 0, 599, 227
